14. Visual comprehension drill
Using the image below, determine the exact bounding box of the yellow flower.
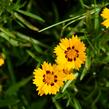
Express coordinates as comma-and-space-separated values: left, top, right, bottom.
0, 55, 4, 67
54, 35, 86, 70
101, 7, 109, 28
56, 64, 76, 81
62, 69, 76, 81
33, 62, 64, 96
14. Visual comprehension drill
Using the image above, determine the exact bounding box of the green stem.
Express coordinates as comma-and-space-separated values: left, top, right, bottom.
52, 97, 62, 109
61, 15, 85, 35
39, 8, 99, 32
3, 48, 16, 84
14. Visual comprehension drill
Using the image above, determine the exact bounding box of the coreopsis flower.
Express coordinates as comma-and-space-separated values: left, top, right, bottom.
56, 64, 76, 81
101, 7, 109, 28
0, 54, 4, 67
54, 35, 86, 70
33, 62, 64, 96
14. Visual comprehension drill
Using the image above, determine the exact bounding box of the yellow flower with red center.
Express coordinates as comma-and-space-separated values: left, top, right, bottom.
101, 7, 109, 28
62, 68, 76, 81
55, 64, 76, 81
33, 62, 64, 96
54, 35, 86, 70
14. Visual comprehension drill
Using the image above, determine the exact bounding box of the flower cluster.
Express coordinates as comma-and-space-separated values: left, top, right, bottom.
33, 35, 86, 96
101, 7, 109, 28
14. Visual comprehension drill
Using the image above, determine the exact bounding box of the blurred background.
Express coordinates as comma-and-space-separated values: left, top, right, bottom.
0, 0, 109, 109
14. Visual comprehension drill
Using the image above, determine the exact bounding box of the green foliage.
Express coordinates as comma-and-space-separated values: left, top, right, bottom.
0, 0, 109, 109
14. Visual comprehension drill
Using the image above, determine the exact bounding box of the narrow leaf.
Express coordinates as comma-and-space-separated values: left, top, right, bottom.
17, 10, 45, 23
6, 76, 32, 96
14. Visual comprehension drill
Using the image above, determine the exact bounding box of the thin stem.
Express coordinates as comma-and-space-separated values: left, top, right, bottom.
52, 97, 62, 109
79, 0, 90, 8
39, 8, 99, 32
85, 34, 96, 53
3, 48, 16, 84
39, 15, 83, 32
61, 16, 85, 36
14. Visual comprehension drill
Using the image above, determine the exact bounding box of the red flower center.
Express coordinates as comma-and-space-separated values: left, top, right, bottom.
43, 70, 57, 86
65, 46, 79, 61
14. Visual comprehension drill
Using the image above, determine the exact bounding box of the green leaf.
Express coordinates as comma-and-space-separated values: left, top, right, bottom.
0, 32, 19, 46
31, 99, 47, 109
14, 12, 39, 31
73, 98, 82, 109
62, 80, 72, 93
15, 32, 48, 48
32, 43, 43, 54
17, 10, 45, 23
52, 97, 62, 109
80, 54, 91, 80
6, 76, 32, 96
26, 50, 42, 62
0, 98, 19, 107
0, 27, 16, 38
